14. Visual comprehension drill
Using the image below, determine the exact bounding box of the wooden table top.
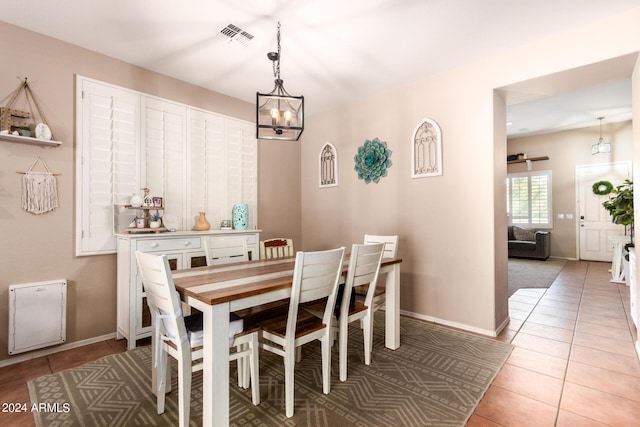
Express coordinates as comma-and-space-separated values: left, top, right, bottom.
173, 256, 402, 306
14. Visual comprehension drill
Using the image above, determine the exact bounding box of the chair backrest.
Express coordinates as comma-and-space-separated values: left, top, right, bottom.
286, 247, 345, 338
339, 243, 385, 319
260, 238, 294, 259
364, 234, 399, 258
205, 236, 249, 266
135, 251, 186, 344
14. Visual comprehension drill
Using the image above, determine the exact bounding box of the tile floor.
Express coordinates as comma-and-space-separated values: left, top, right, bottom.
469, 260, 640, 427
1, 260, 638, 427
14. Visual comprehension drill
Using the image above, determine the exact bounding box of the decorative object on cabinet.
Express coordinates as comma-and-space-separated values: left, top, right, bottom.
319, 142, 338, 188
153, 197, 163, 207
412, 118, 442, 178
233, 203, 249, 230
17, 156, 59, 215
256, 22, 304, 141
115, 230, 261, 349
129, 192, 143, 207
194, 211, 211, 231
0, 77, 61, 147
142, 188, 153, 207
354, 137, 392, 184
221, 219, 232, 230
123, 204, 167, 233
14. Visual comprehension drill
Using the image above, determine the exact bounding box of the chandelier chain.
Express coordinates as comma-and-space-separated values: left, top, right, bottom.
272, 22, 281, 80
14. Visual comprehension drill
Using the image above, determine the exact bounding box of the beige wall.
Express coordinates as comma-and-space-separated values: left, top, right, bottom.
507, 121, 633, 259
301, 7, 640, 335
2, 6, 640, 362
0, 21, 301, 362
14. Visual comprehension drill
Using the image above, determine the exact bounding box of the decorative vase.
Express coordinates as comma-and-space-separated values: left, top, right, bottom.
130, 192, 142, 207
232, 203, 248, 230
194, 212, 210, 231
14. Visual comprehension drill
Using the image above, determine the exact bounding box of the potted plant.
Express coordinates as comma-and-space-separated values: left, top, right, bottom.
602, 179, 634, 284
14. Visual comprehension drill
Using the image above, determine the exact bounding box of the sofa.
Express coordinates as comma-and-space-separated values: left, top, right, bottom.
508, 225, 551, 260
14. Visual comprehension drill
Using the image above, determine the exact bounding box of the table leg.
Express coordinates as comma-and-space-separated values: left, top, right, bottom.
384, 264, 400, 350
202, 302, 231, 427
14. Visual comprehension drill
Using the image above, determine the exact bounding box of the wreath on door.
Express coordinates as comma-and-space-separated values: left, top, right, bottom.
592, 180, 613, 195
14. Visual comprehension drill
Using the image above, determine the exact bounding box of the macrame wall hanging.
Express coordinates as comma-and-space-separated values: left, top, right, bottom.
18, 157, 60, 214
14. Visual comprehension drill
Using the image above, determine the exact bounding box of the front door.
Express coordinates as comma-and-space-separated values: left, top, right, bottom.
576, 162, 631, 261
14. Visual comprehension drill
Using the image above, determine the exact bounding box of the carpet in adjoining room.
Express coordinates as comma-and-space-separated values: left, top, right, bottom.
508, 257, 567, 297
29, 313, 512, 427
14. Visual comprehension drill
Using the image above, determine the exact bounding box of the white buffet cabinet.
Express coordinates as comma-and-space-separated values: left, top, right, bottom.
116, 230, 260, 349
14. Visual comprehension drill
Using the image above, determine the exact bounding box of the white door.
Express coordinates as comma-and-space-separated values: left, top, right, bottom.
576, 162, 631, 261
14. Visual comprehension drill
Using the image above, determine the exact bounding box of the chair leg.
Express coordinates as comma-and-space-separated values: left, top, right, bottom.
284, 350, 295, 417
236, 343, 246, 388
321, 334, 331, 394
295, 346, 302, 363
249, 333, 260, 405
363, 313, 373, 366
156, 348, 168, 414
339, 321, 348, 382
177, 355, 192, 427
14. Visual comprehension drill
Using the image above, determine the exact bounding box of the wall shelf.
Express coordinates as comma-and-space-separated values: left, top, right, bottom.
507, 156, 549, 164
0, 133, 61, 147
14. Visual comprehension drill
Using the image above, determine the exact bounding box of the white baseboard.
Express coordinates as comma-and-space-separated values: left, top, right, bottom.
0, 332, 117, 368
400, 309, 500, 337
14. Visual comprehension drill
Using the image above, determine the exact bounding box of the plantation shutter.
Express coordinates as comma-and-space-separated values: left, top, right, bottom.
226, 118, 258, 229
143, 98, 186, 229
77, 80, 140, 255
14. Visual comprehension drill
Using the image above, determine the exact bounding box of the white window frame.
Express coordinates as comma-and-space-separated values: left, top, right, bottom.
507, 169, 553, 228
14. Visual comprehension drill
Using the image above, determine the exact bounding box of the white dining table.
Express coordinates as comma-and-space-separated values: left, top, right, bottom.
169, 254, 402, 427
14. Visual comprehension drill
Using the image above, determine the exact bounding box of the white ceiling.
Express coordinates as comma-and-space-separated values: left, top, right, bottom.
0, 0, 637, 136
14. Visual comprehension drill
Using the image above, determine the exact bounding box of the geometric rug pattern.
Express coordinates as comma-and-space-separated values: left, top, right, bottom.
29, 313, 512, 427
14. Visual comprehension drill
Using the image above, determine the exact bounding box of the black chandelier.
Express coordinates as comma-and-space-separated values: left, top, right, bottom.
256, 22, 304, 141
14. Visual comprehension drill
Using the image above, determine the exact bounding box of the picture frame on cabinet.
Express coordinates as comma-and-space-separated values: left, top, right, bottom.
153, 197, 163, 208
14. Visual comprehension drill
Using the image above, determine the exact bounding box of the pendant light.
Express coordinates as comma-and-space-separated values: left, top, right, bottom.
591, 117, 611, 155
256, 22, 304, 141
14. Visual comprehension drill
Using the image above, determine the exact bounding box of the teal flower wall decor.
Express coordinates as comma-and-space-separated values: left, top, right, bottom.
354, 137, 392, 183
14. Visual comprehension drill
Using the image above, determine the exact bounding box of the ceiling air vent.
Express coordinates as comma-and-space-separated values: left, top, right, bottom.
219, 24, 254, 45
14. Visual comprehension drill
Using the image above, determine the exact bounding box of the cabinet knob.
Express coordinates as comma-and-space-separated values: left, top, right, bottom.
151, 243, 159, 248
183, 241, 191, 246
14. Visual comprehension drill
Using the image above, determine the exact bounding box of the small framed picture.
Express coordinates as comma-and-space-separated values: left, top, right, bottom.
153, 197, 163, 208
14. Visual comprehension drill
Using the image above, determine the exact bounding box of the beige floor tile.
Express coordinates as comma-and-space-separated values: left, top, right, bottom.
492, 364, 563, 406
566, 361, 640, 402
474, 385, 557, 427
519, 321, 574, 343
555, 410, 610, 427
570, 344, 640, 377
526, 312, 576, 330
466, 413, 504, 426
532, 305, 578, 320
506, 347, 567, 379
512, 332, 571, 359
572, 331, 637, 357
560, 381, 640, 426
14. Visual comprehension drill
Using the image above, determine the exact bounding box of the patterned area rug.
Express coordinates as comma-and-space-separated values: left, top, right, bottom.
29, 313, 512, 427
508, 258, 567, 297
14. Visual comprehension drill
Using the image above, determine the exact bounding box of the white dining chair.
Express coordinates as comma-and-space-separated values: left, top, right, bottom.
204, 236, 249, 265
258, 247, 345, 417
336, 243, 385, 381
354, 234, 399, 313
259, 238, 294, 259
135, 251, 260, 427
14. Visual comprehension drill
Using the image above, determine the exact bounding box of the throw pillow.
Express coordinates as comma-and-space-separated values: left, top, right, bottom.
512, 226, 536, 241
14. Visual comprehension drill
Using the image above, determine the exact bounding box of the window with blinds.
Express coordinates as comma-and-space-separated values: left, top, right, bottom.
506, 170, 552, 228
75, 76, 257, 256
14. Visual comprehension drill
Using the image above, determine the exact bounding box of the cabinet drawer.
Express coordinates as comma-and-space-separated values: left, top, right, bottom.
243, 233, 258, 245
137, 237, 201, 253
